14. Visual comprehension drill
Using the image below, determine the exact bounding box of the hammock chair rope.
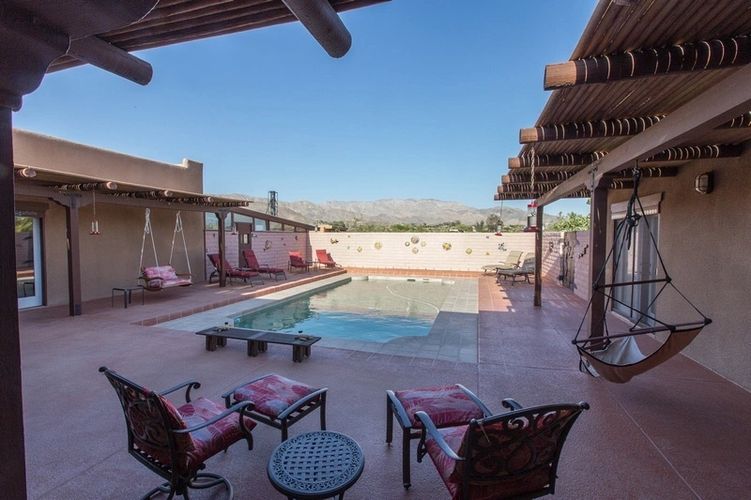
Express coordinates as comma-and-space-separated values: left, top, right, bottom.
572, 166, 711, 383
138, 208, 159, 272
168, 211, 192, 275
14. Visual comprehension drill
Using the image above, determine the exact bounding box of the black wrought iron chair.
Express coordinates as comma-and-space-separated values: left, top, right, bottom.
99, 367, 256, 499
416, 400, 589, 500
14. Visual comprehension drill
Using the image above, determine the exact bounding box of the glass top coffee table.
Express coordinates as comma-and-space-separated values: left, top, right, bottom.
267, 431, 364, 499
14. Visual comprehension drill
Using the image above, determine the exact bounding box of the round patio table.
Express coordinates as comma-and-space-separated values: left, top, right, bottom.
267, 431, 364, 499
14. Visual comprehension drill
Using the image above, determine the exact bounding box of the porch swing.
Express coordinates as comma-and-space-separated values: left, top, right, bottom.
571, 168, 711, 383
138, 209, 193, 291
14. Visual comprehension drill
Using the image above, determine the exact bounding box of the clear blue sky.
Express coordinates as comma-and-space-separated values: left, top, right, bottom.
14, 0, 595, 215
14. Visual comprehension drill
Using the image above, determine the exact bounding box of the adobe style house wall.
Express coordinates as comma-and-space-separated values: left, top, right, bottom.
38, 203, 205, 306
608, 151, 751, 391
13, 130, 204, 193
308, 232, 563, 276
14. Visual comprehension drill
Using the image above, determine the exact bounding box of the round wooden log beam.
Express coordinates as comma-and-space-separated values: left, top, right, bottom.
15, 167, 37, 178
505, 166, 678, 184
509, 152, 606, 169
545, 34, 751, 90
281, 0, 351, 58
56, 181, 118, 191
66, 36, 153, 85
520, 115, 664, 143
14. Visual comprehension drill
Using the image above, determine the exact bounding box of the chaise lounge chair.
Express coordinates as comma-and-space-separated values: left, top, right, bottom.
242, 249, 286, 280
496, 255, 535, 285
481, 250, 523, 274
208, 253, 263, 285
315, 249, 340, 268
288, 251, 310, 273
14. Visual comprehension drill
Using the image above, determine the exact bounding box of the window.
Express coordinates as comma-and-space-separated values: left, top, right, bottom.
612, 214, 660, 324
269, 221, 283, 231
254, 218, 267, 232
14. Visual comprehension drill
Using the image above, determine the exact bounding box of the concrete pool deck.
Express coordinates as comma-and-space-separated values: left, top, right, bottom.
162, 274, 479, 363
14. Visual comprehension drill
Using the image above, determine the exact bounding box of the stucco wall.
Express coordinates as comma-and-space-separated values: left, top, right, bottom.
308, 232, 563, 275
13, 129, 203, 193
40, 203, 205, 307
607, 153, 751, 390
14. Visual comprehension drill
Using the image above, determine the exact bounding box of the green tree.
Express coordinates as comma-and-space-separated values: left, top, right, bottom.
548, 212, 590, 232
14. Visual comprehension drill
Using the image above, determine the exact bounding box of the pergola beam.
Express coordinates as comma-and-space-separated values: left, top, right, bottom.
510, 144, 742, 169
545, 34, 751, 90
281, 0, 352, 58
64, 36, 153, 85
503, 166, 678, 184
536, 63, 751, 206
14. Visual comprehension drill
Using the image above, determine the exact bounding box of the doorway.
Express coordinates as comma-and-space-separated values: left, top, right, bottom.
16, 215, 43, 308
612, 214, 659, 324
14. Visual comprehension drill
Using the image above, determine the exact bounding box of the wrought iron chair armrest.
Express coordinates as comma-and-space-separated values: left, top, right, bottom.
457, 384, 493, 417
159, 380, 201, 403
386, 390, 413, 429
415, 411, 463, 461
501, 398, 523, 411
174, 401, 255, 434
278, 388, 328, 420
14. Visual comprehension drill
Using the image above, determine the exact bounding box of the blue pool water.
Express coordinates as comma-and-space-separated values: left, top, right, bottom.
234, 277, 453, 343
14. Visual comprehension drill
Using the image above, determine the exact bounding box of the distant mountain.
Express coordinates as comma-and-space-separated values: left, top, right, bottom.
223, 195, 558, 227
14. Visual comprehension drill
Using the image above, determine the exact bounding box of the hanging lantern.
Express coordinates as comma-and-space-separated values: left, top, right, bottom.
524, 201, 537, 232
89, 191, 101, 235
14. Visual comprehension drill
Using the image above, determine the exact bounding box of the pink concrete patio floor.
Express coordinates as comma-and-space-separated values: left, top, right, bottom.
18, 274, 751, 499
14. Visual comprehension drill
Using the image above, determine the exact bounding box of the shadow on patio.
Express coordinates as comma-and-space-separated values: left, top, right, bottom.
19, 275, 751, 498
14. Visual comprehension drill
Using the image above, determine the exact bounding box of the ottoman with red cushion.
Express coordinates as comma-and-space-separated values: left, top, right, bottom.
223, 373, 327, 441
386, 384, 492, 489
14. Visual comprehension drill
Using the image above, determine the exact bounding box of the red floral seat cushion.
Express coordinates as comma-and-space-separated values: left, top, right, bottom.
176, 397, 256, 473
394, 385, 485, 428
232, 374, 318, 418
227, 269, 259, 279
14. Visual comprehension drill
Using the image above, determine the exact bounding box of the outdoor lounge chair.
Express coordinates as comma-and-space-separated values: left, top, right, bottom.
386, 384, 493, 489
416, 400, 589, 500
481, 250, 523, 274
140, 265, 192, 292
496, 255, 535, 285
288, 251, 310, 273
315, 249, 340, 268
208, 253, 263, 285
242, 249, 286, 280
99, 366, 255, 499
223, 373, 327, 442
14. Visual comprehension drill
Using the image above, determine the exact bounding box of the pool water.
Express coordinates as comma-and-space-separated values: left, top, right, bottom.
234, 277, 453, 343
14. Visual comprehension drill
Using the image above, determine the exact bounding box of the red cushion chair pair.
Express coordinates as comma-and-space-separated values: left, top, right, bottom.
207, 253, 263, 285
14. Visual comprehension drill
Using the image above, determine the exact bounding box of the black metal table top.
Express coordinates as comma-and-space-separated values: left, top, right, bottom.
195, 327, 320, 346
267, 431, 364, 499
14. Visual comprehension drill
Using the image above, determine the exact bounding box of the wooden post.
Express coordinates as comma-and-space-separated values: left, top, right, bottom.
217, 211, 226, 288
64, 195, 82, 316
0, 106, 28, 500
588, 182, 609, 339
534, 206, 543, 307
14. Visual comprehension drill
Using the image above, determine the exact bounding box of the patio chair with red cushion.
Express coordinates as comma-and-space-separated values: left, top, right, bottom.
315, 249, 341, 268
99, 366, 256, 499
386, 384, 493, 489
415, 400, 589, 500
208, 253, 263, 285
223, 373, 327, 442
242, 248, 286, 281
288, 251, 310, 273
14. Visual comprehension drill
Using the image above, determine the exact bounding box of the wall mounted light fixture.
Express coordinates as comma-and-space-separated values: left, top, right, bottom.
695, 171, 713, 194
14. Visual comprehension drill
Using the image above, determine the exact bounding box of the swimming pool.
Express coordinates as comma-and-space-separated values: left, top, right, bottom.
233, 277, 454, 343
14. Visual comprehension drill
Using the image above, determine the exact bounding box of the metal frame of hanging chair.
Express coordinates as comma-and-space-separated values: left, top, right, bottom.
572, 168, 711, 383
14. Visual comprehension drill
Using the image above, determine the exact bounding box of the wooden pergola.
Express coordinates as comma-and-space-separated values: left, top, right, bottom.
0, 1, 388, 497
494, 1, 751, 339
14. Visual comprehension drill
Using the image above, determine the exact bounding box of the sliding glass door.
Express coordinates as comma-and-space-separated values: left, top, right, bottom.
612, 214, 659, 324
16, 215, 43, 308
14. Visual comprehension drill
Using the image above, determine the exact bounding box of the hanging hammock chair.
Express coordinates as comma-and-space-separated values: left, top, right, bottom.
572, 168, 711, 383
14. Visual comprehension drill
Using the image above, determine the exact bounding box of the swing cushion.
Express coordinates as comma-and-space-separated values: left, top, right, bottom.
142, 266, 192, 289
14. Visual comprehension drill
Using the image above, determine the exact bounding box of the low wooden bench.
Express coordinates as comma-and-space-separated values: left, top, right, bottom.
195, 327, 321, 362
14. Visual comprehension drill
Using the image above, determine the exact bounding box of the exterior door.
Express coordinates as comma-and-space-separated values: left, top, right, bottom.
16, 215, 43, 308
612, 214, 659, 324
237, 222, 252, 267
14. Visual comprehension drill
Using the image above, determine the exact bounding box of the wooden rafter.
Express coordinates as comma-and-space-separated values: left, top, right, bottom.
503, 166, 678, 185
545, 34, 751, 90
510, 144, 742, 169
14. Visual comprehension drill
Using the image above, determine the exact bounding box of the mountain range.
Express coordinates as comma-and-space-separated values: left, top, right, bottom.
226, 195, 558, 226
